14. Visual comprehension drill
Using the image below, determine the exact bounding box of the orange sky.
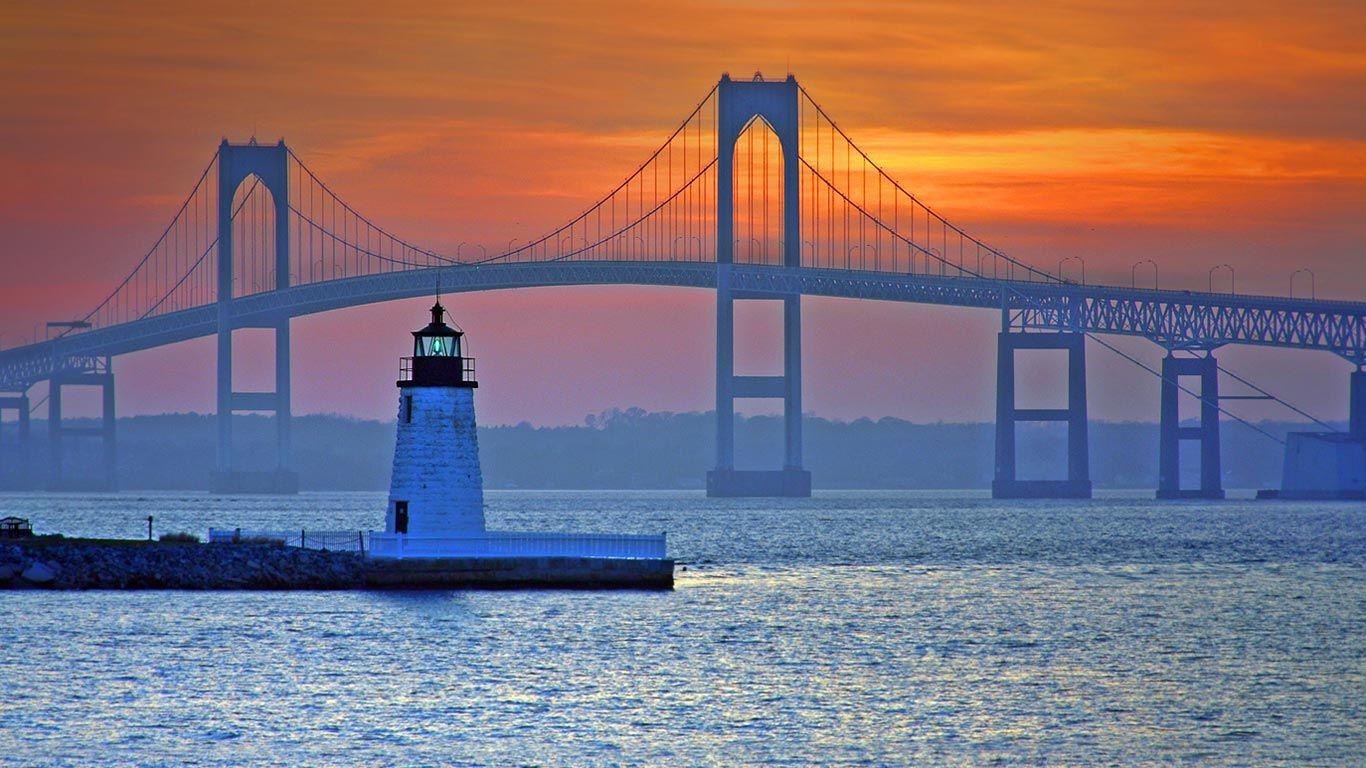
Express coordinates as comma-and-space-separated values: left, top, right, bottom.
2, 0, 1363, 425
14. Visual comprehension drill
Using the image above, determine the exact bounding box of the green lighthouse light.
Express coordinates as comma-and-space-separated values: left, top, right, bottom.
412, 301, 462, 358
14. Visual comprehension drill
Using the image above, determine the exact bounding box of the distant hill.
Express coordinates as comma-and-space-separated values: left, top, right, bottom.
0, 409, 1327, 491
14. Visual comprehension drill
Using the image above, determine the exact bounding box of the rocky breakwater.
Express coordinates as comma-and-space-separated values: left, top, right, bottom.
0, 539, 365, 590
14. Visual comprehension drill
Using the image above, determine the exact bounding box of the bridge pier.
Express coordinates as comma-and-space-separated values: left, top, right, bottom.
47, 364, 116, 491
214, 319, 296, 494
0, 393, 32, 489
1352, 367, 1365, 440
1157, 353, 1224, 499
707, 282, 810, 497
992, 331, 1092, 499
1276, 365, 1366, 499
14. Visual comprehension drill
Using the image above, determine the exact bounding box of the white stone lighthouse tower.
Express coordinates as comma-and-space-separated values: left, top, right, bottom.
386, 301, 485, 537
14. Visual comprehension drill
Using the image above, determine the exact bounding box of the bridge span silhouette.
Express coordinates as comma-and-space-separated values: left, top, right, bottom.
2, 74, 1363, 498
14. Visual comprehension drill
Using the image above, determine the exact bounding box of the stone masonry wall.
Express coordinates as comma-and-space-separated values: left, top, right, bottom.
387, 386, 485, 535
0, 540, 364, 590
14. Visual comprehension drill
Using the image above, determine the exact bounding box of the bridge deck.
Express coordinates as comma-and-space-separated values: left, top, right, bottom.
2, 261, 1363, 390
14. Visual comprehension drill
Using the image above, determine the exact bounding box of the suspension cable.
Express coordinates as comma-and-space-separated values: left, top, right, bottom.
71, 150, 221, 331
799, 86, 1060, 284
803, 156, 1291, 444
1216, 361, 1339, 432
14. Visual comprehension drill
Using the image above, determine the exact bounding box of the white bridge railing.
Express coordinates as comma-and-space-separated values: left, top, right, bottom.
366, 531, 667, 560
207, 528, 667, 560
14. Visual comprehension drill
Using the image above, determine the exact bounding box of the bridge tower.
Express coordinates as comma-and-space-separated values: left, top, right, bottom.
707, 73, 811, 497
993, 314, 1092, 499
214, 140, 296, 494
1156, 352, 1224, 499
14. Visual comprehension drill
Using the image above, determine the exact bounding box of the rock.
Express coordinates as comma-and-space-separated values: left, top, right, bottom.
0, 564, 15, 582
21, 561, 57, 585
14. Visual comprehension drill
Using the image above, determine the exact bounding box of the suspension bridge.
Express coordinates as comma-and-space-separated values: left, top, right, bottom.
1, 74, 1363, 498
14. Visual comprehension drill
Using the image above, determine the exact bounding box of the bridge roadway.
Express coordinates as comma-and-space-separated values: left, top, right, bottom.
2, 260, 1364, 391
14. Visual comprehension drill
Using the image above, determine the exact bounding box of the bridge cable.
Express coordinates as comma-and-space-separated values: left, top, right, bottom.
68, 150, 220, 333
802, 156, 1291, 445
533, 159, 717, 264
288, 150, 458, 267
487, 84, 719, 264
139, 177, 265, 319
799, 86, 1061, 284
1214, 361, 1339, 432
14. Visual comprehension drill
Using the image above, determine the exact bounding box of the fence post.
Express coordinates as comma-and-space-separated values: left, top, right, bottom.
301, 528, 306, 548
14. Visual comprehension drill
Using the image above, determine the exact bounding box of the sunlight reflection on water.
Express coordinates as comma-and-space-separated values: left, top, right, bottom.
0, 491, 1362, 765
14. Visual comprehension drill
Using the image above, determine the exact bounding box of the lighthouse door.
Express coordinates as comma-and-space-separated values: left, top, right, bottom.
394, 501, 409, 534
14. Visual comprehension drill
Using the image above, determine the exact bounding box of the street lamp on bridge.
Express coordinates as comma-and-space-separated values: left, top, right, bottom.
1131, 259, 1158, 290
1290, 268, 1315, 299
1058, 255, 1086, 285
1208, 264, 1235, 294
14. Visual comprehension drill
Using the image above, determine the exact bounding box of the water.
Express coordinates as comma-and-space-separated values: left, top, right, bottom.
1, 490, 1362, 766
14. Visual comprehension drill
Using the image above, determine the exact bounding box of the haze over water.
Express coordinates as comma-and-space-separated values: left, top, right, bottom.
1, 490, 1361, 765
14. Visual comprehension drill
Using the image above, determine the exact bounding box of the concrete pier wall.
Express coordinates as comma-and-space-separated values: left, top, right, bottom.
365, 555, 674, 590
1279, 432, 1366, 500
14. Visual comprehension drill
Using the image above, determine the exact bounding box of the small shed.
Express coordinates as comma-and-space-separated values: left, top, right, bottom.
0, 516, 33, 538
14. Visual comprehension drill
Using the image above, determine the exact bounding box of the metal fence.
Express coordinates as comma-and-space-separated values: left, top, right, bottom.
207, 529, 366, 552
207, 529, 667, 560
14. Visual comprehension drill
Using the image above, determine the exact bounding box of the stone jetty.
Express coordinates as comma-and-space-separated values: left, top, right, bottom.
0, 537, 674, 590
0, 538, 365, 590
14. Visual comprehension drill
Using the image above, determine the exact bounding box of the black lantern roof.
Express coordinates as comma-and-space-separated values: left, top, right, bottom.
400, 301, 476, 388
412, 302, 463, 357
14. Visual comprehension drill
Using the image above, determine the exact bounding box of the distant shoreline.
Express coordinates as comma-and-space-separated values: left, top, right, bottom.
0, 410, 1318, 492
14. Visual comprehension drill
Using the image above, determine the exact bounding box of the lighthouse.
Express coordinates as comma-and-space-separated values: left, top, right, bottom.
365, 299, 670, 586
385, 300, 485, 537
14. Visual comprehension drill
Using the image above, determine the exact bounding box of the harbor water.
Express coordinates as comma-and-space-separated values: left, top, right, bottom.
0, 490, 1362, 765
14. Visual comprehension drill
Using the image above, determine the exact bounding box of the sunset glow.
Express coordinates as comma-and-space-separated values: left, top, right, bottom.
3, 0, 1362, 424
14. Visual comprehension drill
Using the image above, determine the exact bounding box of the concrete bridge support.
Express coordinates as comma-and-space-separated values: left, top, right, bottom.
707, 73, 810, 497
993, 331, 1092, 499
1352, 367, 1365, 440
1273, 366, 1366, 502
1157, 353, 1224, 499
47, 366, 116, 491
214, 319, 296, 494
709, 283, 809, 496
214, 140, 296, 494
1276, 365, 1366, 499
0, 394, 31, 489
